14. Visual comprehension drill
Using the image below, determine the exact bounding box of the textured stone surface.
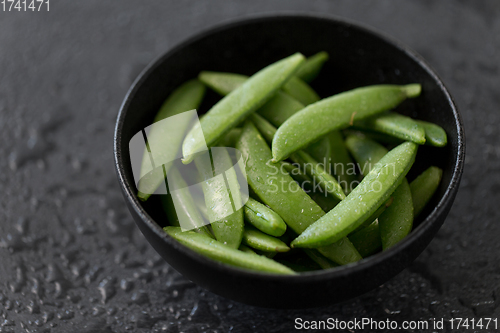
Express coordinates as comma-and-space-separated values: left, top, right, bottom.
0, 0, 498, 332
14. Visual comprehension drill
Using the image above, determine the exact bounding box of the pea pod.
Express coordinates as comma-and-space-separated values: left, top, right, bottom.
137, 79, 206, 201
345, 134, 389, 176
281, 162, 312, 185
303, 135, 332, 169
303, 249, 338, 270
239, 244, 257, 254
416, 120, 447, 147
244, 197, 287, 237
292, 150, 346, 200
242, 227, 290, 253
295, 51, 329, 83
291, 141, 418, 248
308, 190, 340, 213
281, 76, 320, 105
351, 196, 392, 234
272, 84, 422, 162
214, 128, 242, 148
200, 69, 332, 166
348, 220, 382, 257
257, 91, 305, 127
379, 178, 413, 249
327, 131, 358, 194
236, 121, 361, 265
277, 251, 324, 272
344, 129, 404, 146
344, 134, 398, 235
194, 148, 244, 249
200, 70, 319, 106
182, 53, 305, 163
353, 112, 426, 144
164, 227, 295, 275
159, 168, 213, 238
198, 72, 247, 95
410, 166, 443, 217
250, 113, 346, 201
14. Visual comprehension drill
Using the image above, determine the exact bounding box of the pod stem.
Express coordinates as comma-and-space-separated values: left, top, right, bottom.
403, 84, 422, 98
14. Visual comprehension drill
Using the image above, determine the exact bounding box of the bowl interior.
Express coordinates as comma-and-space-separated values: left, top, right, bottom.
115, 14, 463, 307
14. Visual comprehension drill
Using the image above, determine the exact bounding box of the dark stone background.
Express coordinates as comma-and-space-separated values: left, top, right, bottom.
0, 1, 498, 332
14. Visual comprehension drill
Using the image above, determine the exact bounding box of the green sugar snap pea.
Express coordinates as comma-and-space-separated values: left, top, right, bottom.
236, 121, 361, 265
303, 249, 338, 270
349, 220, 382, 258
242, 226, 290, 253
256, 91, 305, 127
292, 150, 346, 200
194, 148, 244, 249
303, 135, 332, 169
353, 112, 426, 144
351, 197, 392, 234
272, 84, 422, 162
327, 131, 358, 194
182, 53, 305, 163
345, 134, 389, 176
164, 227, 295, 275
250, 113, 346, 201
159, 167, 213, 238
200, 69, 331, 166
214, 128, 242, 148
238, 244, 257, 254
291, 141, 418, 248
295, 51, 329, 83
379, 178, 414, 250
410, 166, 443, 217
416, 120, 448, 147
281, 161, 312, 184
243, 197, 287, 237
198, 72, 247, 95
200, 69, 319, 106
137, 79, 206, 201
345, 134, 412, 244
281, 76, 320, 105
344, 129, 404, 146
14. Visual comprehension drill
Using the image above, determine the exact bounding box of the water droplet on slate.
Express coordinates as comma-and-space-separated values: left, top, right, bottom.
120, 279, 134, 292
54, 280, 71, 299
57, 310, 74, 320
133, 268, 153, 283
70, 259, 89, 278
78, 318, 113, 333
42, 311, 54, 323
98, 277, 116, 304
84, 266, 102, 285
14, 217, 29, 235
189, 301, 220, 327
129, 290, 149, 305
31, 278, 44, 298
9, 264, 26, 292
472, 301, 496, 316
27, 300, 40, 314
129, 310, 164, 329
46, 263, 65, 283
0, 233, 26, 253
92, 306, 105, 317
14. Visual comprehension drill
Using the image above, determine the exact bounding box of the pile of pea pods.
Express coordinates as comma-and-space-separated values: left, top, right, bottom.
139, 52, 446, 275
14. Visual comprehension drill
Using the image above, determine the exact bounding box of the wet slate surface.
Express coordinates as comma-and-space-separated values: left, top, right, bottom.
0, 1, 498, 332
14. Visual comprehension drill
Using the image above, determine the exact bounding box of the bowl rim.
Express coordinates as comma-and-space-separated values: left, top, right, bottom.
114, 12, 465, 281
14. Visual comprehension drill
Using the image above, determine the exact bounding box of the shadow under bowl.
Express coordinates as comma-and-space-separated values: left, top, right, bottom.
114, 14, 465, 309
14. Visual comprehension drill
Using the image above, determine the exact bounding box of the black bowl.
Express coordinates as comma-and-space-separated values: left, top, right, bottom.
114, 14, 465, 308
